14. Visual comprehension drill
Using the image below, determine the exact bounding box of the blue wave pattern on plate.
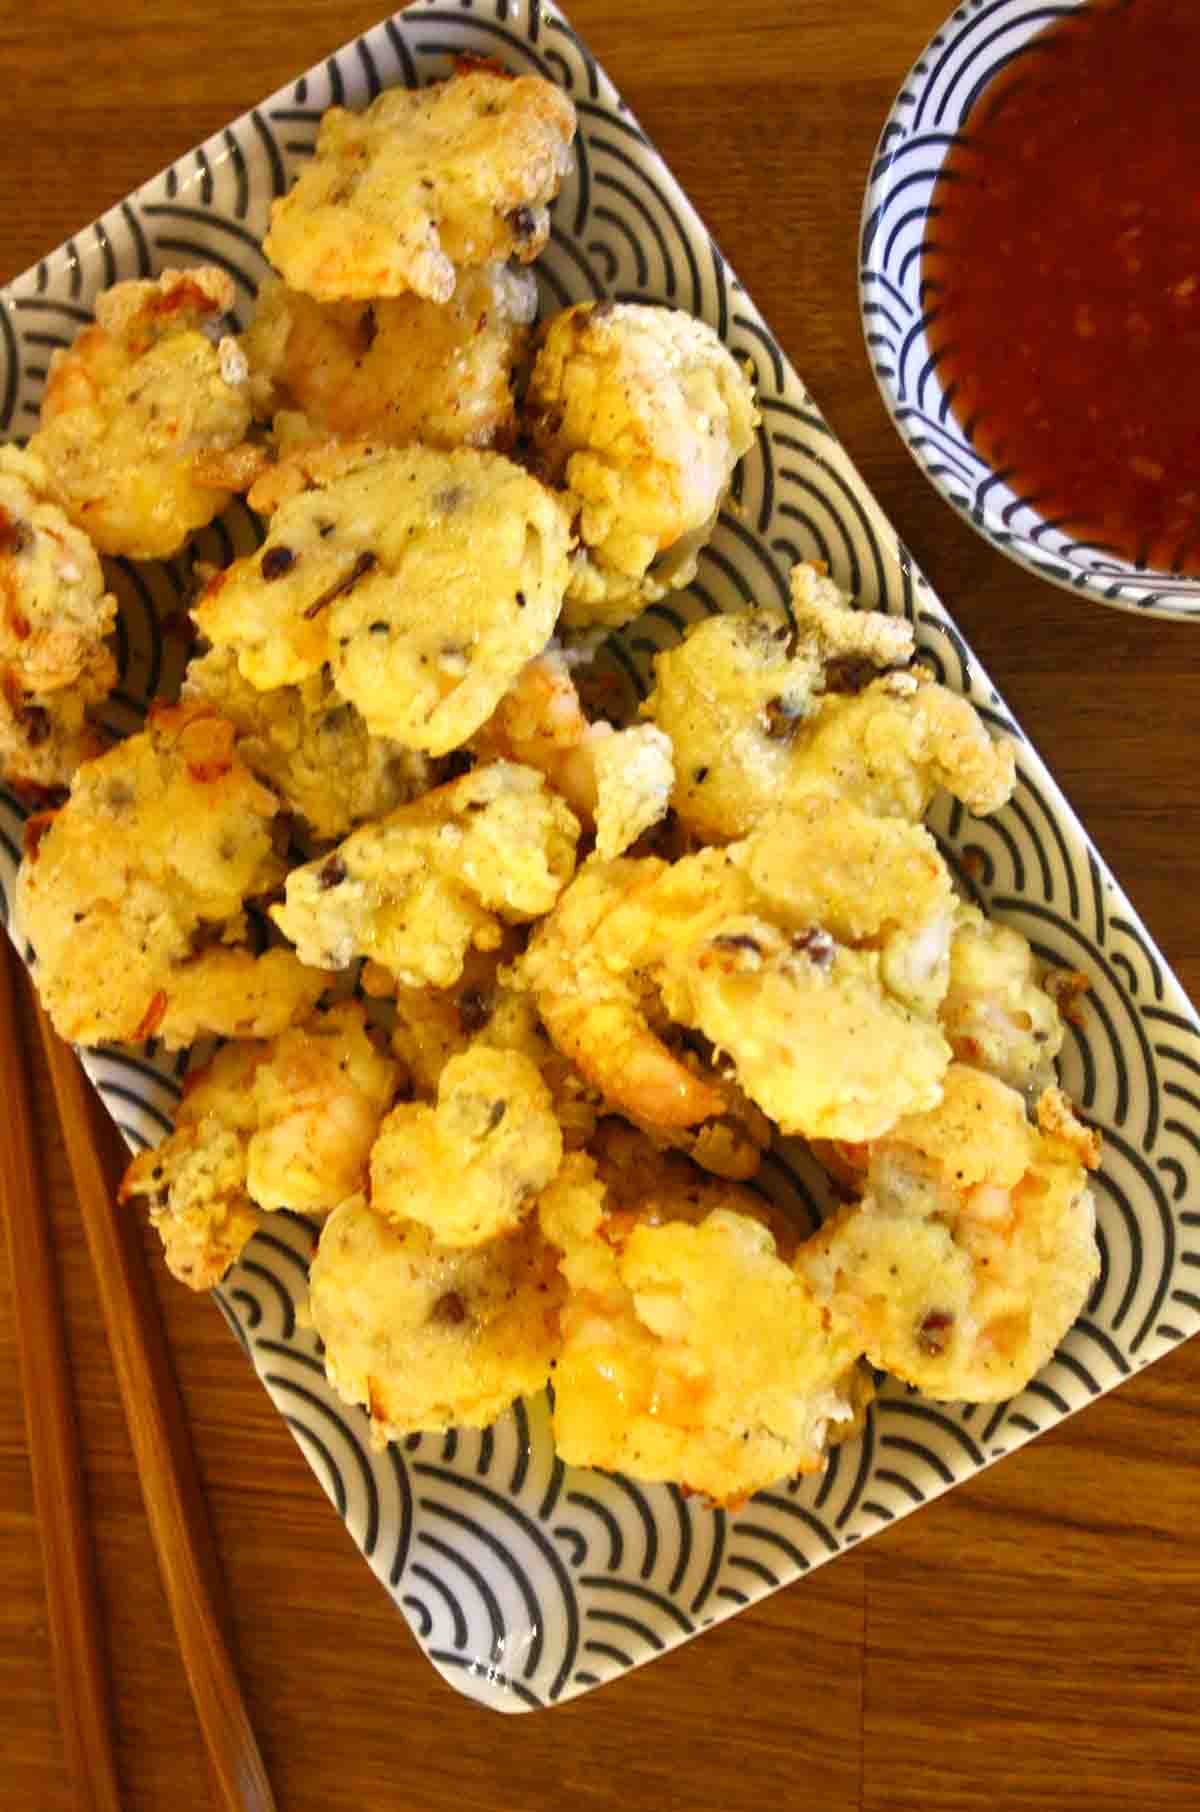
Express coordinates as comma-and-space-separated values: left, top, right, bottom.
3, 0, 1200, 1712
859, 0, 1200, 618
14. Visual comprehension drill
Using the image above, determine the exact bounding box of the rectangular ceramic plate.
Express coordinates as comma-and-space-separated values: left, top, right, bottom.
3, 0, 1199, 1715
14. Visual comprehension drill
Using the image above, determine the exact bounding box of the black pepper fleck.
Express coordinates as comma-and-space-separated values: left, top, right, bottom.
261, 544, 297, 581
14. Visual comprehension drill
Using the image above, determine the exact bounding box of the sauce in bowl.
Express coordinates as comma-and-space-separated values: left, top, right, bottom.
922, 0, 1200, 575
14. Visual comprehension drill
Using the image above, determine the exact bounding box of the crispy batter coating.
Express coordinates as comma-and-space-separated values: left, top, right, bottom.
477, 984, 602, 1153
371, 922, 601, 1142
472, 648, 675, 855
790, 669, 1016, 822
525, 301, 759, 626
646, 565, 1012, 840
523, 819, 953, 1147
263, 63, 576, 304
658, 914, 949, 1144
309, 1193, 563, 1445
28, 268, 252, 559
182, 644, 433, 842
0, 446, 116, 789
242, 263, 537, 450
192, 443, 571, 753
374, 935, 517, 1095
0, 677, 107, 797
520, 854, 732, 1131
15, 701, 324, 1047
539, 1153, 868, 1503
647, 606, 822, 842
939, 902, 1067, 1099
471, 648, 597, 815
371, 1044, 562, 1245
120, 1001, 399, 1289
271, 760, 580, 988
788, 558, 918, 666
728, 794, 958, 1018
798, 1065, 1100, 1402
591, 724, 675, 860
140, 946, 328, 1049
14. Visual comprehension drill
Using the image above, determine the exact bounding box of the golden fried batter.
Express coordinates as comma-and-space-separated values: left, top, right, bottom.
790, 668, 1016, 822
15, 701, 324, 1047
939, 902, 1067, 1098
525, 301, 759, 626
524, 821, 953, 1147
375, 936, 516, 1096
477, 984, 602, 1153
120, 1001, 398, 1289
309, 1193, 563, 1445
374, 947, 603, 1153
472, 649, 675, 855
0, 446, 116, 790
138, 946, 328, 1049
29, 268, 253, 559
270, 759, 580, 988
539, 1153, 868, 1504
371, 1043, 562, 1245
242, 262, 537, 450
729, 794, 957, 1017
182, 644, 433, 842
192, 443, 571, 753
647, 606, 822, 841
519, 854, 732, 1132
646, 563, 1011, 840
658, 914, 949, 1143
120, 1047, 262, 1293
263, 63, 576, 304
798, 1065, 1100, 1402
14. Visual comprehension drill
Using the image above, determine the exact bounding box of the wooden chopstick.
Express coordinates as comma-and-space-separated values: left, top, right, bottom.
32, 997, 278, 1812
0, 934, 123, 1812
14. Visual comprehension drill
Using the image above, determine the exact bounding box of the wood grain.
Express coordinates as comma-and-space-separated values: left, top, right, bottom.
1, 5, 1198, 1810
33, 1014, 276, 1812
0, 943, 121, 1812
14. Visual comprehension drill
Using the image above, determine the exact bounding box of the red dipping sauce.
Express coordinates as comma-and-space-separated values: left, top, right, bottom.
922, 0, 1200, 574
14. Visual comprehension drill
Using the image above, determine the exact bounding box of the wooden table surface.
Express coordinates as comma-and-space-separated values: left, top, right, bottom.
3, 2, 1198, 1807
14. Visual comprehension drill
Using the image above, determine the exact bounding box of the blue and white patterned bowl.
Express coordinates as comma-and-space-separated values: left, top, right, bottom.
4, 0, 1200, 1715
860, 0, 1200, 620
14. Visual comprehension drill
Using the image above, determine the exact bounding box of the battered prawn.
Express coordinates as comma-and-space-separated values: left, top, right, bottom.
538, 1152, 870, 1504
787, 666, 1016, 823
727, 792, 958, 1018
192, 443, 572, 754
263, 61, 576, 305
242, 263, 537, 451
270, 759, 580, 989
371, 935, 520, 1097
182, 644, 434, 842
646, 562, 1013, 839
524, 301, 759, 627
308, 1193, 563, 1446
0, 445, 116, 791
472, 648, 675, 858
28, 267, 253, 559
518, 854, 733, 1132
135, 946, 330, 1050
367, 930, 603, 1150
797, 1064, 1101, 1402
521, 811, 955, 1147
371, 1043, 563, 1246
120, 1000, 400, 1289
15, 701, 326, 1048
939, 901, 1072, 1099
